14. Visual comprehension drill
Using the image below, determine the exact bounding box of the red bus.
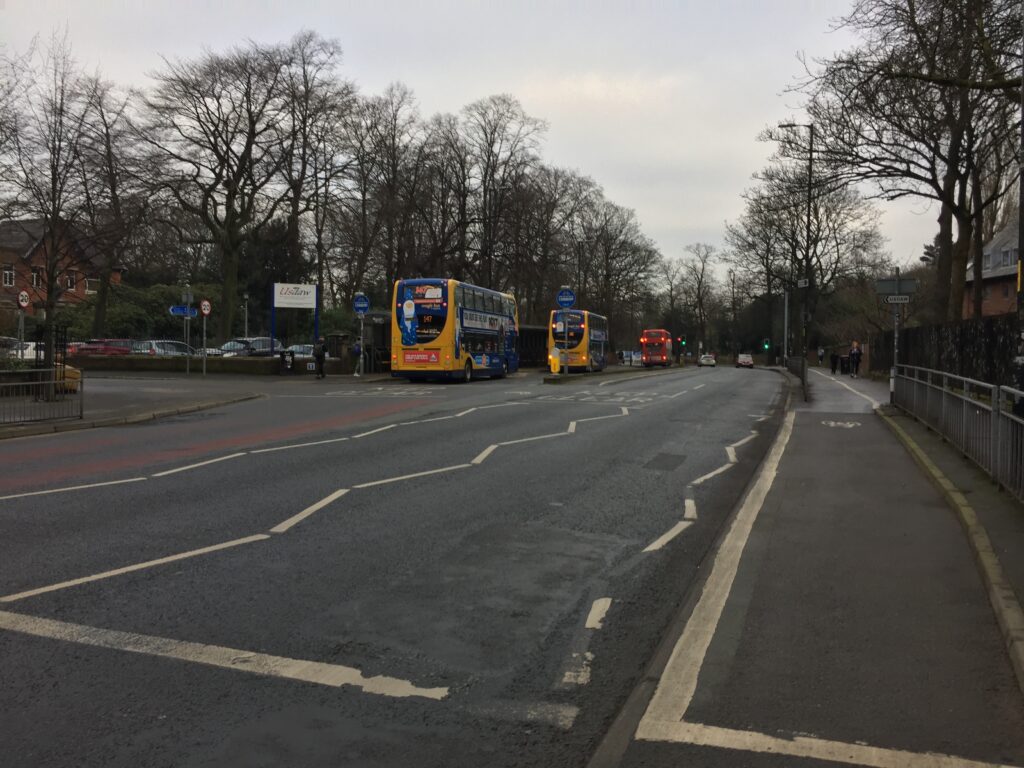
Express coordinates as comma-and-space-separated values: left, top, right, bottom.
640, 329, 673, 367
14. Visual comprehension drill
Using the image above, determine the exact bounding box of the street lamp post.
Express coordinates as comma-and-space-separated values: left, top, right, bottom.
780, 122, 815, 364
243, 292, 249, 338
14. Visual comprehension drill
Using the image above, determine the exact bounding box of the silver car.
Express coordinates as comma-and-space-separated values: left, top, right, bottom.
132, 340, 195, 356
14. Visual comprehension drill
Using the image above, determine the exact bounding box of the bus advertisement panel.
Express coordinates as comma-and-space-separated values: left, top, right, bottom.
391, 278, 518, 382
548, 310, 609, 372
641, 328, 673, 367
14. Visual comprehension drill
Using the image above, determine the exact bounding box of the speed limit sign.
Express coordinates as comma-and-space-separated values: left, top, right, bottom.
17, 290, 29, 309
199, 299, 212, 317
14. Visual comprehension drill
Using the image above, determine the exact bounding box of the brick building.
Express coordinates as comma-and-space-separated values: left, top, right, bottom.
963, 218, 1019, 318
0, 218, 122, 321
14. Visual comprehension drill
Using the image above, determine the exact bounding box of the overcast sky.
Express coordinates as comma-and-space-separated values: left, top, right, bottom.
3, 0, 936, 271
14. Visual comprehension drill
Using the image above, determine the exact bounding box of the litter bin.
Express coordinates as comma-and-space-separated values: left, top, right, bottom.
839, 355, 850, 375
279, 350, 295, 374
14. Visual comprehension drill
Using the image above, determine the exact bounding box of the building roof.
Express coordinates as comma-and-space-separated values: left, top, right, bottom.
0, 217, 120, 271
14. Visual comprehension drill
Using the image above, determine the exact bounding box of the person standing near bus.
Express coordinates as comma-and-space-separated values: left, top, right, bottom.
313, 336, 327, 379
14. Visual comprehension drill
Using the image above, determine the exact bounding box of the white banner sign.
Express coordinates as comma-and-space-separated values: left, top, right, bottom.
273, 283, 316, 309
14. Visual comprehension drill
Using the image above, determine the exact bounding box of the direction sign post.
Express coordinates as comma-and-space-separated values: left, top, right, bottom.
16, 291, 28, 360
353, 292, 370, 377
884, 295, 910, 304
556, 286, 575, 375
199, 299, 211, 376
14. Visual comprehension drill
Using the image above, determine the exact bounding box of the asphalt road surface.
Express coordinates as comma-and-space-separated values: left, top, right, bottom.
0, 366, 785, 767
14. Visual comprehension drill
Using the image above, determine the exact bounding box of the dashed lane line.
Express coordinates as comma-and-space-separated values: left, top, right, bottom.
691, 463, 734, 486
585, 598, 613, 630
251, 436, 349, 454
352, 464, 472, 489
150, 452, 247, 477
352, 424, 397, 439
0, 534, 271, 603
693, 383, 705, 390
684, 499, 697, 520
0, 477, 147, 502
0, 609, 449, 701
269, 489, 350, 534
642, 521, 694, 553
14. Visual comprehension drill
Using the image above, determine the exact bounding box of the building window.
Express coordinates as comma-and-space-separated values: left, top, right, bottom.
1002, 249, 1013, 267
65, 272, 76, 290
85, 278, 98, 295
983, 253, 992, 270
1, 264, 12, 288
30, 268, 41, 288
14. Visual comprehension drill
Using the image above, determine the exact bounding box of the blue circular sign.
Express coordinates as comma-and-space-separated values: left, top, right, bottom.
353, 293, 370, 315
556, 288, 576, 309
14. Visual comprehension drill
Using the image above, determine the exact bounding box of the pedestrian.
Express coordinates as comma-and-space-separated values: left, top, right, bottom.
830, 351, 839, 375
817, 346, 825, 366
313, 336, 327, 379
849, 341, 862, 379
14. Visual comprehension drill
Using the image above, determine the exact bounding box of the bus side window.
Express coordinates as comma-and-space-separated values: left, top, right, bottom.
456, 285, 465, 307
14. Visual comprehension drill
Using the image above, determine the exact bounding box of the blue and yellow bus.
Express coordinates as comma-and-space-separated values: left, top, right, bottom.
391, 278, 519, 382
547, 309, 609, 372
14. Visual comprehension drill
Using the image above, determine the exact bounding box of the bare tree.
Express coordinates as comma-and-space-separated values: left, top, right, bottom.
682, 243, 716, 349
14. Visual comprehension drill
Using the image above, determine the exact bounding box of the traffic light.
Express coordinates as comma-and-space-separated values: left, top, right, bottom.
762, 338, 770, 351
678, 335, 687, 346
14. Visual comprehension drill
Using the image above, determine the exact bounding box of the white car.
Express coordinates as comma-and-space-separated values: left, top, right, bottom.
698, 354, 716, 367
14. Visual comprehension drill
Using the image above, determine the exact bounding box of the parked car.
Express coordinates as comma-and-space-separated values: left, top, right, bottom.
131, 340, 196, 356
220, 337, 284, 357
286, 343, 314, 358
735, 353, 754, 369
698, 354, 717, 367
74, 338, 133, 356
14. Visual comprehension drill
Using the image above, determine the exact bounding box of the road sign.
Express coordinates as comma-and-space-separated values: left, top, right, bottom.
199, 299, 212, 317
353, 292, 370, 316
797, 278, 809, 288
556, 286, 576, 308
884, 294, 910, 304
875, 278, 919, 294
169, 304, 198, 318
17, 291, 29, 309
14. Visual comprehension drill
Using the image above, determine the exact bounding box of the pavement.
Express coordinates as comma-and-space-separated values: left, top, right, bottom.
599, 364, 1024, 768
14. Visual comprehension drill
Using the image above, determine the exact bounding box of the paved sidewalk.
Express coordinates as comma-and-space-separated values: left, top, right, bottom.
609, 366, 1024, 767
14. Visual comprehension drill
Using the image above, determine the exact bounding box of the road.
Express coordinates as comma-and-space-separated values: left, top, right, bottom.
0, 365, 784, 767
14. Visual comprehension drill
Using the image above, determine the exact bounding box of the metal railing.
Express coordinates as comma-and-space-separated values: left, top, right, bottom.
894, 364, 1023, 502
0, 369, 84, 424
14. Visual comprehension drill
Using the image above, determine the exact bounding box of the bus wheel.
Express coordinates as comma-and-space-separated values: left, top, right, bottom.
462, 361, 473, 383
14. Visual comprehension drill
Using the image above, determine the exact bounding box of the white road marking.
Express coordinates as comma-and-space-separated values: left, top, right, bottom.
635, 720, 1017, 768
353, 424, 397, 439
455, 407, 477, 417
640, 411, 794, 722
151, 452, 247, 478
585, 598, 613, 630
576, 406, 630, 421
472, 445, 498, 465
477, 402, 529, 410
729, 432, 757, 448
643, 521, 694, 553
810, 368, 881, 408
684, 499, 697, 520
0, 477, 147, 502
497, 433, 569, 446
725, 446, 737, 463
0, 610, 448, 700
670, 390, 688, 398
250, 436, 350, 454
567, 421, 578, 434
561, 651, 594, 685
691, 462, 734, 486
269, 489, 349, 534
352, 464, 472, 489
693, 383, 705, 390
0, 535, 270, 603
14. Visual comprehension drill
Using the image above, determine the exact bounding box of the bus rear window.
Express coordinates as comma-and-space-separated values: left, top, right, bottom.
553, 311, 584, 349
397, 281, 448, 345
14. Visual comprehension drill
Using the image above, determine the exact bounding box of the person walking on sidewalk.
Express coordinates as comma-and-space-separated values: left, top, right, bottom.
849, 341, 862, 379
818, 346, 825, 366
313, 336, 328, 379
830, 350, 839, 375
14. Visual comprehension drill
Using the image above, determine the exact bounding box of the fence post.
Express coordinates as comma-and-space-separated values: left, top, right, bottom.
78, 374, 84, 420
993, 386, 1001, 482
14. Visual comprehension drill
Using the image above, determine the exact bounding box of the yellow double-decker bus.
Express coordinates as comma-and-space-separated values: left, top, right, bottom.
547, 309, 609, 372
391, 278, 519, 382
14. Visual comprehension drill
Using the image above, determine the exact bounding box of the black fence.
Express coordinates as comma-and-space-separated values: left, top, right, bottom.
871, 313, 1018, 385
